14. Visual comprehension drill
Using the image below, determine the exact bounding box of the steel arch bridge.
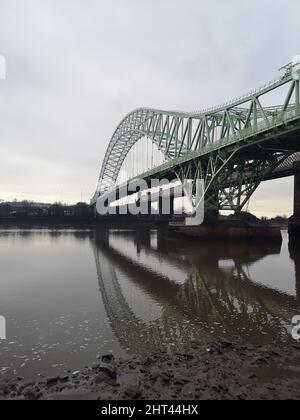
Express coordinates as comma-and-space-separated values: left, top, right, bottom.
92, 62, 300, 212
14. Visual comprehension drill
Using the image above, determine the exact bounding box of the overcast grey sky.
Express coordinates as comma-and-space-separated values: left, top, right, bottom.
0, 0, 299, 215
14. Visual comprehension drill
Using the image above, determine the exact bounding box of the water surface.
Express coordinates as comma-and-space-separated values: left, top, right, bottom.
0, 227, 299, 380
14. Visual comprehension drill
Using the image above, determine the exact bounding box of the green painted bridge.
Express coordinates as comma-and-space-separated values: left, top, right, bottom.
92, 61, 300, 213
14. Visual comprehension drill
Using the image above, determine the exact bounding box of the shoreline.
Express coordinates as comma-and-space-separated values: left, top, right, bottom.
0, 217, 169, 230
1, 340, 300, 400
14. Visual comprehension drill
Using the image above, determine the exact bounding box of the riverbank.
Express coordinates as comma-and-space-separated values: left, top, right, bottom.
0, 217, 169, 229
1, 340, 300, 400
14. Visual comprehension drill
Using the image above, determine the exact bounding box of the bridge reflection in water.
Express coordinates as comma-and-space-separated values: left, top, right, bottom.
92, 229, 300, 357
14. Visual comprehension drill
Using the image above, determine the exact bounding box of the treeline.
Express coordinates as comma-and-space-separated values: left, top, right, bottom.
0, 200, 93, 220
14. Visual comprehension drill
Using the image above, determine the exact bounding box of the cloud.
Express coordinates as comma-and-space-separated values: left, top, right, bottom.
0, 0, 299, 214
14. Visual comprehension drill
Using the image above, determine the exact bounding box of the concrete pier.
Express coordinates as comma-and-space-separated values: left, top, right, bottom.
169, 225, 282, 241
169, 212, 282, 241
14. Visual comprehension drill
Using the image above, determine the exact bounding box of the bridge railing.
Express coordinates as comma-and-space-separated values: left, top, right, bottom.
193, 75, 290, 115
196, 105, 299, 158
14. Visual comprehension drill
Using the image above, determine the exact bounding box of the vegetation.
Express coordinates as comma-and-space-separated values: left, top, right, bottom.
0, 200, 93, 220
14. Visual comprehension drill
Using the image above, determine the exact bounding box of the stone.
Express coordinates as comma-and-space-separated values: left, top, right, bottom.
219, 338, 233, 348
124, 378, 142, 399
102, 354, 115, 364
72, 371, 80, 377
46, 377, 59, 387
96, 363, 117, 380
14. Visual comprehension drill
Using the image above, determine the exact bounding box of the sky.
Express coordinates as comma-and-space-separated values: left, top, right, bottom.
0, 0, 299, 216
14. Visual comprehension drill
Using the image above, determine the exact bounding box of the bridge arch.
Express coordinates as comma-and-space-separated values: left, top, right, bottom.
95, 108, 192, 197
93, 64, 300, 212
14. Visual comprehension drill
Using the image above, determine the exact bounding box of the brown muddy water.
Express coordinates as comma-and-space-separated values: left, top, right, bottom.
0, 227, 299, 381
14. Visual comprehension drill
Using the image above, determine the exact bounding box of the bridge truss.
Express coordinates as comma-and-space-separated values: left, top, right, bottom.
93, 62, 300, 212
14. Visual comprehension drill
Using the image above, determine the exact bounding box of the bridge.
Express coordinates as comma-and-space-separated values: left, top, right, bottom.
92, 60, 300, 223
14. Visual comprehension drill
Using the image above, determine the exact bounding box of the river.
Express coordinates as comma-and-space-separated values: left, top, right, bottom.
0, 227, 299, 381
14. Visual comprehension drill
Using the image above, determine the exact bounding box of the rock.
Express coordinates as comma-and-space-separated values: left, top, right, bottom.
128, 362, 139, 370
102, 355, 115, 364
142, 357, 153, 366
160, 369, 174, 381
191, 339, 200, 349
124, 378, 142, 399
293, 345, 300, 351
218, 338, 233, 349
46, 377, 59, 387
255, 357, 268, 364
99, 364, 117, 380
93, 362, 117, 380
94, 373, 106, 384
174, 374, 189, 385
72, 371, 80, 377
149, 371, 159, 381
92, 363, 101, 371
24, 387, 41, 400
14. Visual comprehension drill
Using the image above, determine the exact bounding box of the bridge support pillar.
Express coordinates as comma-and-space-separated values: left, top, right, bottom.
293, 162, 300, 219
170, 188, 175, 216
115, 188, 121, 216
158, 189, 163, 216
147, 192, 152, 216
289, 162, 300, 241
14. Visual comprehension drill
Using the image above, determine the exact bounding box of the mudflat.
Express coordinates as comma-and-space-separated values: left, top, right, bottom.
1, 340, 300, 401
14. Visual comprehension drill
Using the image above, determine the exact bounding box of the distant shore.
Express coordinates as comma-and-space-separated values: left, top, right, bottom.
1, 340, 300, 400
0, 215, 288, 229
0, 216, 170, 229
0, 216, 95, 225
